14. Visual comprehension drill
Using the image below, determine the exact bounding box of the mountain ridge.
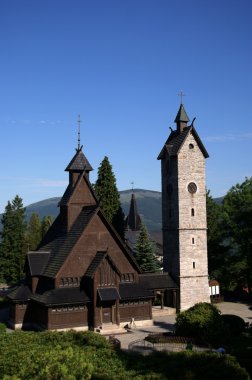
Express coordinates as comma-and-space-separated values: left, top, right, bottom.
1, 189, 224, 232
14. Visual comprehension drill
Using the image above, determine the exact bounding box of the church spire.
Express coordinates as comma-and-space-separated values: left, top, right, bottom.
174, 92, 190, 133
125, 187, 142, 231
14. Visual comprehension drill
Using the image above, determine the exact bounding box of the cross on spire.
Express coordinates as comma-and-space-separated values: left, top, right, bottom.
178, 91, 185, 105
77, 115, 81, 150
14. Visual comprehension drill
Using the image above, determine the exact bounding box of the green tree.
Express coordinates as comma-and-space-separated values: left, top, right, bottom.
27, 212, 41, 251
94, 156, 125, 238
135, 222, 160, 272
222, 177, 252, 293
0, 196, 27, 284
41, 215, 53, 239
206, 191, 227, 279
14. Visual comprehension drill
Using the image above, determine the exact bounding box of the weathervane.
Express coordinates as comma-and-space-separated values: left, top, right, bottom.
178, 91, 185, 105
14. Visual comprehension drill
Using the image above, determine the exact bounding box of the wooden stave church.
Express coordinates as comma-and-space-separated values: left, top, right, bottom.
8, 143, 178, 331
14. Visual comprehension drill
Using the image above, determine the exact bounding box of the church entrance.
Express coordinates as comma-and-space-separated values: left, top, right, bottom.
102, 305, 112, 323
97, 287, 120, 325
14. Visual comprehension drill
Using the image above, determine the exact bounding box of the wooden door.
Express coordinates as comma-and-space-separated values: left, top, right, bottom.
102, 307, 112, 323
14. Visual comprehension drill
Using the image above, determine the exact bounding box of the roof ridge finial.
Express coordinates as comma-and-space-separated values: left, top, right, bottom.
77, 114, 82, 150
178, 91, 185, 105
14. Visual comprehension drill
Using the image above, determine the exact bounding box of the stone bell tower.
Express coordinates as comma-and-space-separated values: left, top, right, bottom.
158, 100, 210, 311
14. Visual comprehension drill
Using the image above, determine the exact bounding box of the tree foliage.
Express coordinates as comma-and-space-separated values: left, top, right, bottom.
27, 212, 41, 251
175, 302, 225, 346
0, 196, 54, 285
0, 330, 249, 380
94, 156, 125, 238
207, 178, 252, 293
0, 196, 27, 284
222, 177, 252, 293
135, 222, 160, 272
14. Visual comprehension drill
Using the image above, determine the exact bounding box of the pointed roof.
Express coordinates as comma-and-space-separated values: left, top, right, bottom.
65, 148, 93, 172
174, 103, 190, 123
125, 193, 142, 231
157, 125, 209, 160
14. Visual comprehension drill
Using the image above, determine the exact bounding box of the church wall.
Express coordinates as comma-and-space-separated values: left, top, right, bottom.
58, 214, 136, 280
119, 300, 152, 322
48, 305, 88, 330
161, 154, 179, 276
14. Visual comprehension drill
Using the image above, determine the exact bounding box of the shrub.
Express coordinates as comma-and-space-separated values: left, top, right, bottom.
221, 314, 246, 336
175, 302, 225, 346
0, 323, 6, 334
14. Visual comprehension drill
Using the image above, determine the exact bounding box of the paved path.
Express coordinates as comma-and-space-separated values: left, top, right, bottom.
115, 301, 252, 350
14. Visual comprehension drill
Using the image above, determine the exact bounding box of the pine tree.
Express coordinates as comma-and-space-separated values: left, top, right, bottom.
41, 215, 53, 239
94, 156, 125, 238
0, 195, 27, 284
135, 222, 160, 272
27, 212, 41, 251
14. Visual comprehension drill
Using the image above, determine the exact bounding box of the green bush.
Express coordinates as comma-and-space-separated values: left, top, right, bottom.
175, 302, 225, 346
221, 314, 246, 336
0, 323, 6, 333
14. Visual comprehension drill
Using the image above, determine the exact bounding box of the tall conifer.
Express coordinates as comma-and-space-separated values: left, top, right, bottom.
0, 195, 27, 284
135, 222, 160, 272
95, 156, 125, 238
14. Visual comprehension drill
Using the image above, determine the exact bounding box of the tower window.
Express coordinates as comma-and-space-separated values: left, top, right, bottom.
189, 143, 194, 149
188, 182, 197, 194
191, 208, 195, 216
193, 261, 195, 269
192, 237, 195, 244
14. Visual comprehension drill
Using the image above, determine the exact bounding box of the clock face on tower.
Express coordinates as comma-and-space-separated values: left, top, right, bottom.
188, 182, 197, 194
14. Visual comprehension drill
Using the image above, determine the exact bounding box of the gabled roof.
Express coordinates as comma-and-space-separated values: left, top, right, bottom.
85, 251, 107, 278
40, 205, 97, 278
85, 250, 121, 278
27, 251, 50, 276
30, 287, 90, 306
65, 148, 93, 172
125, 193, 142, 231
158, 126, 209, 159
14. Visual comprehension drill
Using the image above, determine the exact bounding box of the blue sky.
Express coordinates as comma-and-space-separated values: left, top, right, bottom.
0, 0, 251, 212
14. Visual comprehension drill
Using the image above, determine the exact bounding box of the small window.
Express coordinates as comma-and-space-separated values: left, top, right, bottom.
193, 261, 196, 269
191, 208, 195, 216
189, 143, 194, 149
192, 237, 195, 244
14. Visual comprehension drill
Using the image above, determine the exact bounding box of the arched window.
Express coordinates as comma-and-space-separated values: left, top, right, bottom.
191, 208, 195, 216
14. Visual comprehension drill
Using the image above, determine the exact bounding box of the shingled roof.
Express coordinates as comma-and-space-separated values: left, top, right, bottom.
65, 148, 93, 172
30, 287, 90, 306
85, 251, 107, 278
119, 282, 154, 300
7, 284, 32, 302
139, 272, 178, 289
158, 126, 209, 159
27, 251, 50, 276
40, 205, 97, 278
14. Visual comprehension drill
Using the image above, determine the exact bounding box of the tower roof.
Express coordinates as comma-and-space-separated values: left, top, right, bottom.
125, 193, 142, 231
174, 104, 190, 123
65, 148, 93, 172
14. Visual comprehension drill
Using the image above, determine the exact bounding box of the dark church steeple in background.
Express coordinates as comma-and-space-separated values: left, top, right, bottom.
125, 184, 142, 231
